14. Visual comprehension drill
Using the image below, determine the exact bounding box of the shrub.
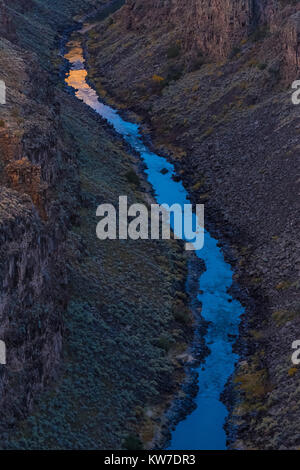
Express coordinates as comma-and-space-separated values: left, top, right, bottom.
235, 369, 270, 399
229, 46, 241, 58
166, 64, 184, 82
288, 367, 298, 377
251, 26, 268, 43
152, 74, 164, 84
125, 169, 140, 188
272, 309, 298, 326
191, 57, 205, 71
151, 74, 165, 93
203, 127, 214, 138
275, 280, 293, 291
190, 50, 205, 71
173, 301, 190, 324
123, 434, 143, 450
191, 179, 205, 191
167, 44, 181, 59
157, 334, 174, 352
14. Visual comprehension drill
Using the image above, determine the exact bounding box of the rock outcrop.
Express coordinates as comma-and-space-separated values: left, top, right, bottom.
0, 0, 16, 41
275, 8, 300, 83
0, 187, 63, 425
0, 6, 77, 428
118, 0, 300, 80
120, 0, 256, 58
4, 157, 47, 220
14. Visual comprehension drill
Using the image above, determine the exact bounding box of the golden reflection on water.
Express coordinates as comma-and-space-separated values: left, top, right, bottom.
65, 69, 88, 90
65, 40, 90, 92
64, 40, 83, 62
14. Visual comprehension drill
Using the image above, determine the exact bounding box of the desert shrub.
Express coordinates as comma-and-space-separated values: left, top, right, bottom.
88, 30, 98, 39
0, 120, 5, 127
11, 108, 20, 119
125, 169, 140, 188
173, 300, 190, 324
190, 50, 205, 71
272, 309, 298, 326
152, 74, 164, 84
288, 367, 298, 377
203, 127, 214, 138
229, 46, 241, 58
191, 57, 205, 71
151, 74, 165, 94
167, 43, 181, 59
235, 369, 271, 400
251, 26, 268, 42
275, 280, 293, 290
166, 64, 184, 83
156, 334, 174, 352
173, 309, 189, 324
191, 179, 205, 191
123, 434, 143, 450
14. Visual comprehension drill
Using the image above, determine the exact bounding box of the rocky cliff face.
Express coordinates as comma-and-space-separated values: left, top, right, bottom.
0, 0, 16, 40
275, 8, 300, 83
119, 0, 299, 80
0, 187, 64, 425
121, 0, 255, 58
0, 6, 78, 428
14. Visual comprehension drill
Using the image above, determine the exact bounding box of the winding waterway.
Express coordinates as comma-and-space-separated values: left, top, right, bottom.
64, 35, 244, 451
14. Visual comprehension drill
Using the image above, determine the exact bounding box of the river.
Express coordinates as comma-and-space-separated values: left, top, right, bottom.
64, 34, 244, 451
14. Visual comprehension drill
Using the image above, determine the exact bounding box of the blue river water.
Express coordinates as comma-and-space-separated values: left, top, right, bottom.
65, 39, 244, 450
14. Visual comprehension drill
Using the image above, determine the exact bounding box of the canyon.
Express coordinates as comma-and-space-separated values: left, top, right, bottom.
85, 0, 300, 450
0, 0, 299, 451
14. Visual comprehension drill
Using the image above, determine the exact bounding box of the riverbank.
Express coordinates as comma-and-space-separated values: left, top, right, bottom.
83, 1, 300, 449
